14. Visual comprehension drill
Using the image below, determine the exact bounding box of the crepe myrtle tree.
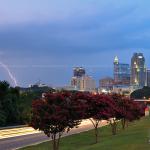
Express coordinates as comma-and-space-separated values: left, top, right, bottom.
110, 95, 133, 130
107, 94, 124, 135
109, 94, 145, 131
30, 91, 84, 150
66, 92, 108, 143
126, 101, 146, 123
86, 94, 115, 143
71, 91, 92, 119
118, 97, 144, 130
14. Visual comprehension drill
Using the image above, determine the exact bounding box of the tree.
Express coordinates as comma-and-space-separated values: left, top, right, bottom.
0, 108, 6, 126
87, 94, 115, 143
118, 97, 144, 130
73, 93, 117, 143
0, 81, 20, 127
30, 91, 83, 150
18, 91, 41, 124
108, 94, 145, 133
107, 94, 124, 135
109, 95, 132, 130
126, 101, 145, 122
18, 87, 55, 124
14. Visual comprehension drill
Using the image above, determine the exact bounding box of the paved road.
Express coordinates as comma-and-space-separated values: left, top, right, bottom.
0, 127, 40, 139
0, 120, 108, 150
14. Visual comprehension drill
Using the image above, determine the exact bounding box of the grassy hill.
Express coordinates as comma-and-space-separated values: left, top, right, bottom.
20, 117, 150, 150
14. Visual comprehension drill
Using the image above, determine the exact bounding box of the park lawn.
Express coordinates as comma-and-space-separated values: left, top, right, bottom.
20, 117, 150, 150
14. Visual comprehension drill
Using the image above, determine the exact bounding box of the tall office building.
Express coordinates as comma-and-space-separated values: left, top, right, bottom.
71, 75, 95, 92
73, 67, 85, 77
71, 67, 85, 90
71, 67, 95, 92
80, 75, 96, 92
71, 76, 81, 90
131, 53, 146, 87
114, 56, 130, 85
146, 69, 150, 87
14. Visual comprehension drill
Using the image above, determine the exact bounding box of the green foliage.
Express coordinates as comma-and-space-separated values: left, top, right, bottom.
0, 80, 54, 127
18, 87, 55, 124
18, 91, 42, 124
0, 109, 6, 126
0, 81, 20, 126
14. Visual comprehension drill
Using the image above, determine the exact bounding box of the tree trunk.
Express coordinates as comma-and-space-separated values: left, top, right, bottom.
89, 119, 100, 143
110, 119, 117, 135
51, 133, 62, 150
121, 118, 126, 130
52, 134, 57, 150
56, 132, 61, 150
112, 123, 117, 135
126, 120, 129, 128
95, 125, 98, 143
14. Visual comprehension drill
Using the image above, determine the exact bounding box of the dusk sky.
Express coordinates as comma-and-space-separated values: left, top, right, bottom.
0, 0, 150, 87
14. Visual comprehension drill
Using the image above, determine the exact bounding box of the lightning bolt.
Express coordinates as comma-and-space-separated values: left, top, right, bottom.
0, 62, 18, 87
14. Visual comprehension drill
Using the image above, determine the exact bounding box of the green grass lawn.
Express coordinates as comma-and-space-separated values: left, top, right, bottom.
20, 117, 150, 150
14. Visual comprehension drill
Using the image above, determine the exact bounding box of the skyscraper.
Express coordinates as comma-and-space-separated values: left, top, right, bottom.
80, 75, 96, 92
71, 76, 81, 90
146, 69, 150, 87
71, 75, 95, 92
73, 67, 85, 77
71, 67, 85, 89
114, 56, 130, 85
71, 67, 95, 92
131, 53, 146, 87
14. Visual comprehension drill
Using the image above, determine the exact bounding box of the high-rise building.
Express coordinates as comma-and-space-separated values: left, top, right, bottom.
71, 76, 81, 90
71, 67, 85, 90
146, 69, 150, 87
131, 53, 146, 87
71, 75, 95, 92
80, 75, 96, 92
73, 67, 85, 77
99, 77, 114, 91
71, 67, 95, 92
114, 56, 130, 85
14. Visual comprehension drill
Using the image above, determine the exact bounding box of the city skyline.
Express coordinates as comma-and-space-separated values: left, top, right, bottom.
1, 1, 150, 86
0, 51, 149, 87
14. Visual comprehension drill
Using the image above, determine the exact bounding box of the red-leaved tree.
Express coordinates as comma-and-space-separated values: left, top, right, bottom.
110, 94, 146, 131
30, 91, 83, 150
86, 94, 114, 143
111, 96, 132, 130
107, 94, 124, 135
